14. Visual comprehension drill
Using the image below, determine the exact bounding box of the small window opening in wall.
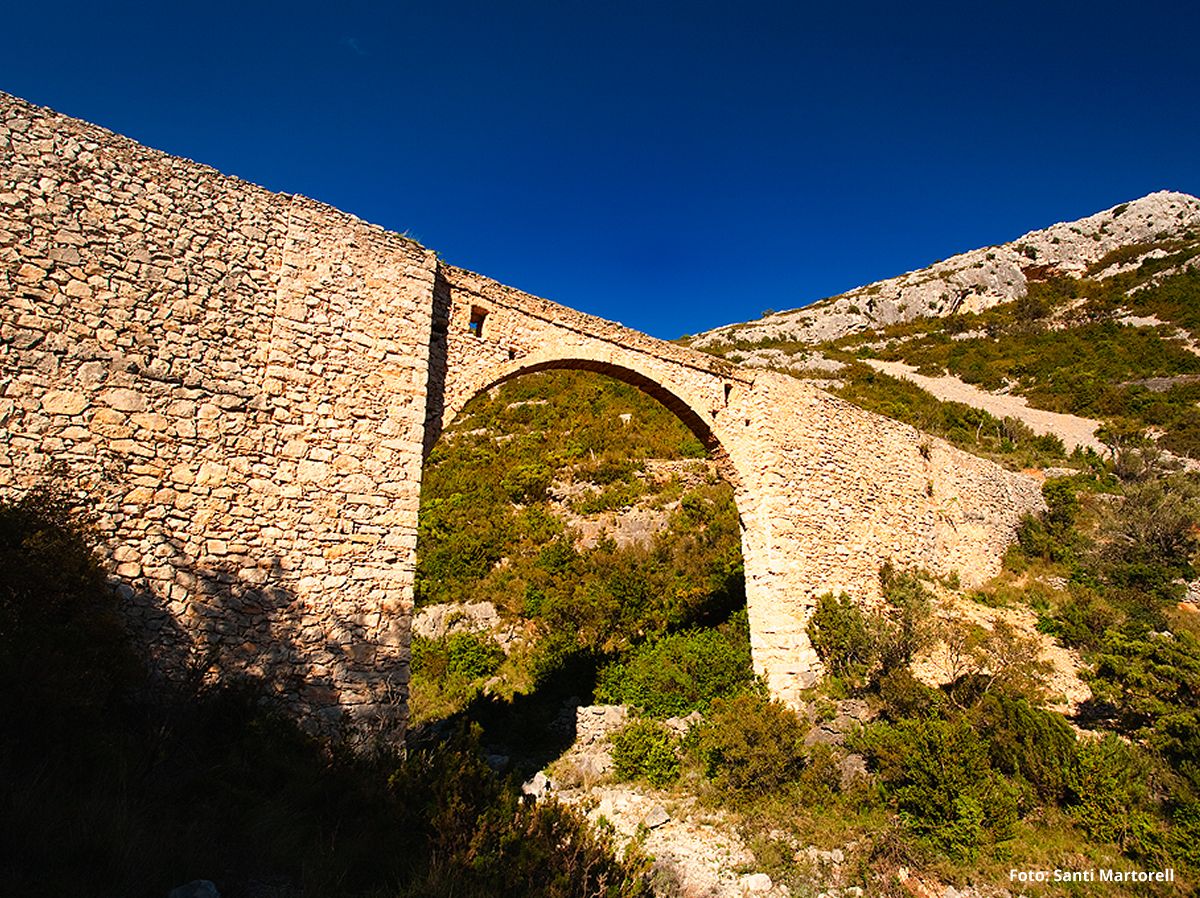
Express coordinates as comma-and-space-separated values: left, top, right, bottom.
468, 306, 488, 338
724, 383, 733, 405
508, 348, 517, 361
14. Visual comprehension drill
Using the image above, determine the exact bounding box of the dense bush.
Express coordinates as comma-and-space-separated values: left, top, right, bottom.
414, 631, 505, 680
502, 462, 554, 504
392, 725, 653, 897
875, 666, 947, 721
594, 611, 752, 716
1073, 734, 1159, 856
447, 632, 506, 680
609, 719, 681, 787
808, 593, 875, 684
808, 569, 936, 689
1089, 627, 1200, 790
696, 691, 808, 794
1049, 584, 1119, 650
1016, 477, 1080, 563
861, 715, 1018, 860
970, 693, 1078, 809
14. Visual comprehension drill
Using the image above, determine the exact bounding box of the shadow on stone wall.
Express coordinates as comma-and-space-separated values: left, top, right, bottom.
420, 266, 453, 459
117, 541, 406, 748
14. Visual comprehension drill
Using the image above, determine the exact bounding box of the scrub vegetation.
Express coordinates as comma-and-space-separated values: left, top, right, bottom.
411, 370, 746, 724
409, 369, 1198, 895
8, 348, 1200, 895
832, 262, 1200, 460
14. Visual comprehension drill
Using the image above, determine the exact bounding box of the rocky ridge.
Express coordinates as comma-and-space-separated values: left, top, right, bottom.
691, 191, 1200, 354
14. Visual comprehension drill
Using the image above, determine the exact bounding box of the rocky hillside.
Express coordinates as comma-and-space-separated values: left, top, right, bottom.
691, 190, 1200, 352
683, 191, 1200, 468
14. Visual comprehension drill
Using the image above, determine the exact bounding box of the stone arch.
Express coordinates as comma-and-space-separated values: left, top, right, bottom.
416, 351, 761, 703
440, 351, 746, 491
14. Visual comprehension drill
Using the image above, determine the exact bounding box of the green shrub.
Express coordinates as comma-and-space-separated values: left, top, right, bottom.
875, 666, 946, 720
809, 568, 937, 689
697, 691, 807, 794
502, 462, 553, 504
1051, 584, 1119, 650
393, 724, 653, 897
1016, 514, 1066, 563
1073, 734, 1159, 855
793, 742, 842, 806
1043, 478, 1080, 531
1089, 627, 1200, 792
1016, 477, 1080, 563
970, 693, 1078, 809
862, 715, 1018, 860
410, 632, 505, 720
610, 719, 681, 787
876, 564, 935, 668
808, 593, 875, 684
527, 632, 600, 691
1168, 800, 1200, 874
536, 537, 578, 574
594, 612, 753, 716
446, 632, 505, 680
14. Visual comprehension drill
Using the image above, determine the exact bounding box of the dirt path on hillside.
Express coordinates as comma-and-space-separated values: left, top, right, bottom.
862, 359, 1106, 453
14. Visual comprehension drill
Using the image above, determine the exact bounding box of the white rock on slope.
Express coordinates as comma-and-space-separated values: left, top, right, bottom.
692, 191, 1200, 350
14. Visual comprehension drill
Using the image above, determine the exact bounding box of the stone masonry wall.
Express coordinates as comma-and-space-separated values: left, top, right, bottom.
0, 92, 436, 736
1, 91, 1042, 729
735, 372, 1043, 703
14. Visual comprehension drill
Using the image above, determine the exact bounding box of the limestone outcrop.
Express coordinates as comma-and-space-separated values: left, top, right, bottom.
692, 191, 1200, 351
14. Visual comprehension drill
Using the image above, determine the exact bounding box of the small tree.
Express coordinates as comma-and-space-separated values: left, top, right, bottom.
876, 564, 935, 668
862, 715, 1018, 860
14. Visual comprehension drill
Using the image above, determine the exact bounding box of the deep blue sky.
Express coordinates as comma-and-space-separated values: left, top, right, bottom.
4, 1, 1197, 339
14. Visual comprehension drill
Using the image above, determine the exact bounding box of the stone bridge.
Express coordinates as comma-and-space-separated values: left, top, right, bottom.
0, 92, 1041, 736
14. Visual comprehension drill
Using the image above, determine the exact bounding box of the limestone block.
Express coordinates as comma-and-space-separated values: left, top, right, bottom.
99, 387, 147, 412
40, 390, 88, 415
